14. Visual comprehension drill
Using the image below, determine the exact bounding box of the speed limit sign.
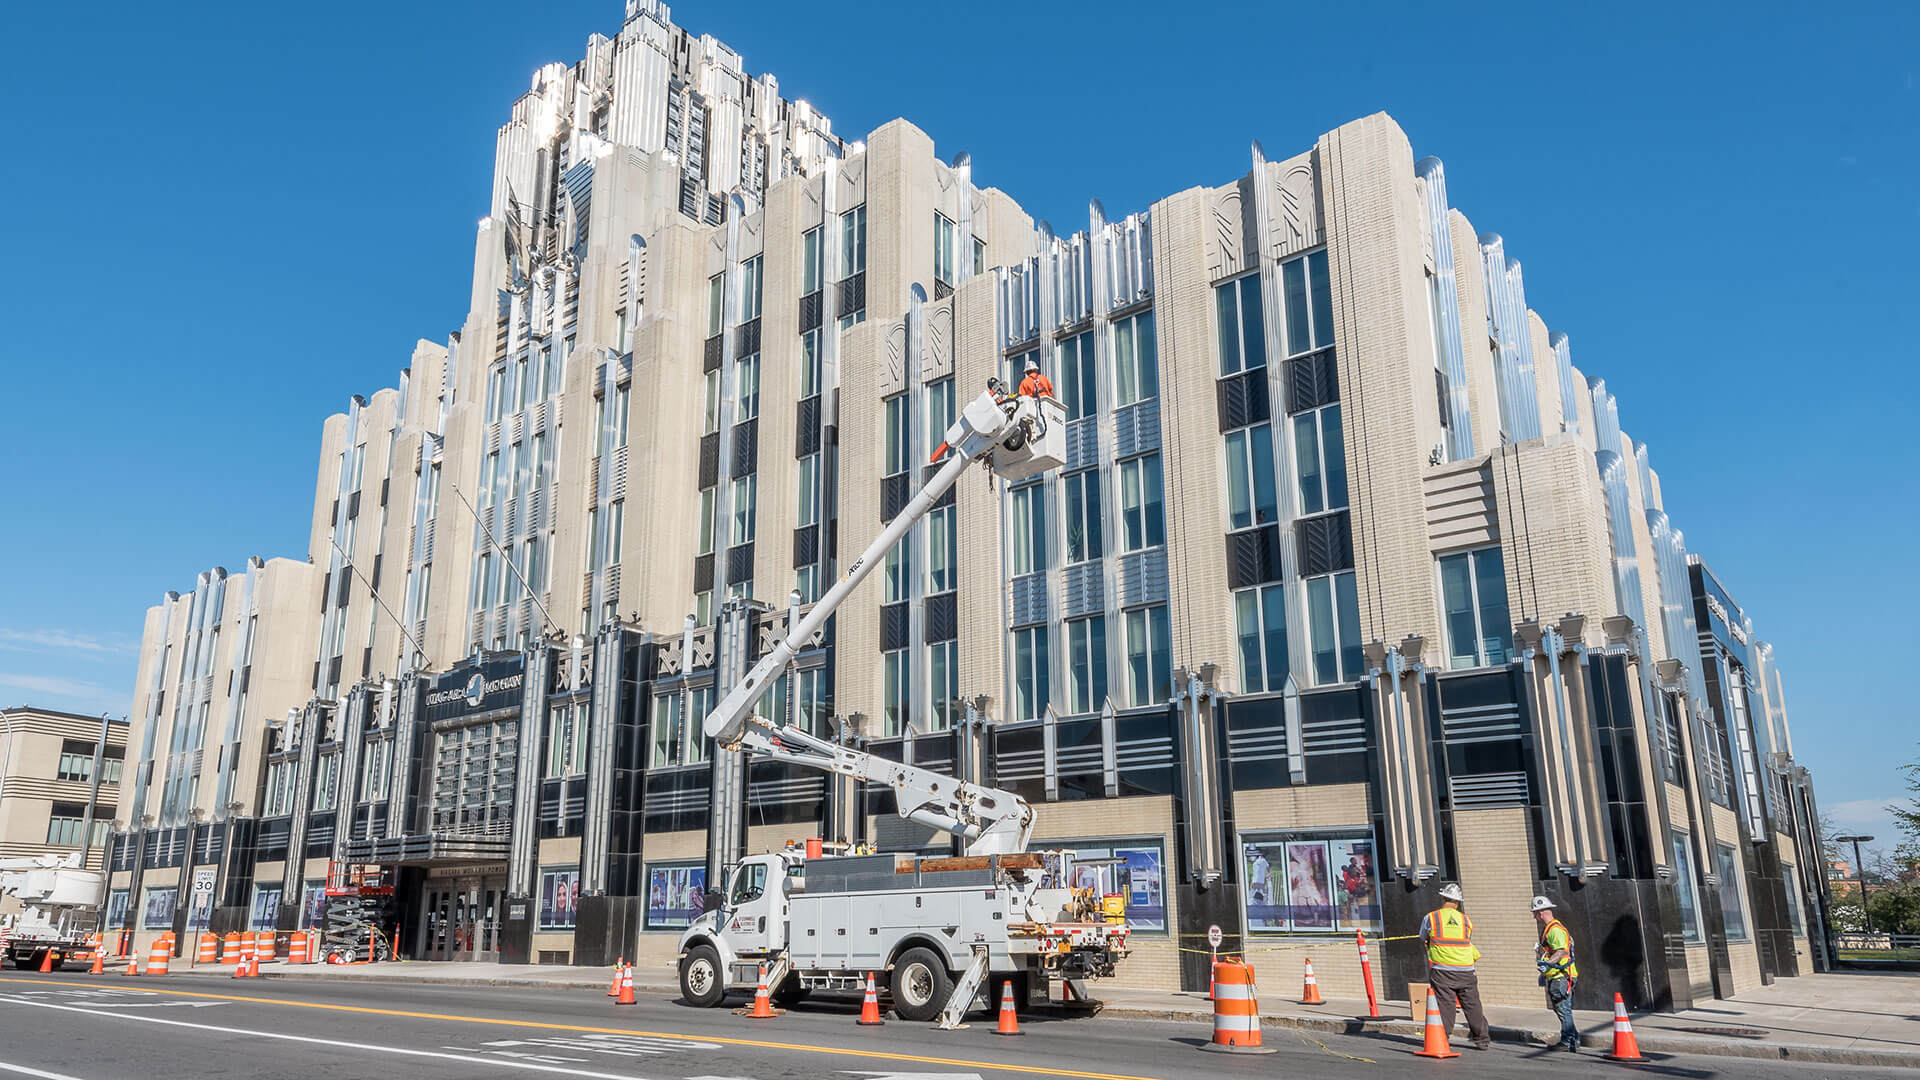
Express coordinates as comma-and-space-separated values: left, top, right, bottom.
1207, 924, 1223, 949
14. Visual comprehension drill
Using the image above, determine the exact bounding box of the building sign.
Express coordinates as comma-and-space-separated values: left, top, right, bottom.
424, 655, 528, 724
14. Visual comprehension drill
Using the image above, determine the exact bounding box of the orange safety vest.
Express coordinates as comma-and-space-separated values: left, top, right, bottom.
1425, 907, 1478, 969
1019, 371, 1054, 398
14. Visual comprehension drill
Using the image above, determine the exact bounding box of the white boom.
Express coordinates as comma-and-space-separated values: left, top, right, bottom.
702, 386, 1065, 855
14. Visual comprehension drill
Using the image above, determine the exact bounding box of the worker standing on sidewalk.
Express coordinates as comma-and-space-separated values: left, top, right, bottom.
1419, 883, 1491, 1050
1532, 896, 1580, 1052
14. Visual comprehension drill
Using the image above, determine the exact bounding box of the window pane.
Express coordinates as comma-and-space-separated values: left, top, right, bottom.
1283, 258, 1310, 356
884, 650, 906, 736
1335, 572, 1361, 682
1147, 606, 1171, 703
1261, 585, 1290, 691
1250, 425, 1277, 525
1239, 275, 1266, 369
1235, 592, 1264, 693
1066, 472, 1102, 563
926, 506, 955, 594
1114, 317, 1137, 406
884, 544, 909, 603
1215, 282, 1240, 375
1138, 312, 1158, 400
1225, 431, 1252, 530
1308, 249, 1334, 350
1439, 553, 1478, 669
707, 275, 724, 337
1307, 576, 1337, 685
1472, 547, 1511, 665
802, 228, 821, 294
1294, 412, 1324, 515
801, 330, 822, 398
1322, 404, 1348, 511
1142, 454, 1165, 547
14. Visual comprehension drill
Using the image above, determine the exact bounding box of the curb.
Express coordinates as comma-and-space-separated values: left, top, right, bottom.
169, 970, 1920, 1069
1086, 1002, 1920, 1070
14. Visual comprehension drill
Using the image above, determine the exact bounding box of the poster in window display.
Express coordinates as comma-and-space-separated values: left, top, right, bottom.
1243, 843, 1285, 930
540, 869, 581, 929
1117, 848, 1165, 931
304, 882, 327, 929
1331, 838, 1381, 932
251, 888, 281, 931
645, 865, 708, 929
1285, 842, 1334, 928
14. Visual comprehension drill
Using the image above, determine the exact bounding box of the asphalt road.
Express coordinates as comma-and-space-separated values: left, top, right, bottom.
0, 971, 1903, 1080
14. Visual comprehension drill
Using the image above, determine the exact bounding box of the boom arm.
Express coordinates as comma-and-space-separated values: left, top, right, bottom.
701, 387, 1060, 854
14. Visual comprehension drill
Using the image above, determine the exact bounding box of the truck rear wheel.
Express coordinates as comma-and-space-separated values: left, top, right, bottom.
889, 947, 952, 1023
678, 944, 727, 1008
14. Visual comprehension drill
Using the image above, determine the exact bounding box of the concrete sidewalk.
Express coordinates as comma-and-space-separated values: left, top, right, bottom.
175, 960, 1920, 1069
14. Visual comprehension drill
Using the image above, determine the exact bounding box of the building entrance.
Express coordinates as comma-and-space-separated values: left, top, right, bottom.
417, 871, 508, 961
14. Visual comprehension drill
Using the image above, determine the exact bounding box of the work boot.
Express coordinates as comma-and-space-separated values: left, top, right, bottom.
1472, 1038, 1492, 1051
1561, 1039, 1580, 1053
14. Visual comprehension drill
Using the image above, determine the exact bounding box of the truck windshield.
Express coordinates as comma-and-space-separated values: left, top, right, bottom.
729, 863, 767, 904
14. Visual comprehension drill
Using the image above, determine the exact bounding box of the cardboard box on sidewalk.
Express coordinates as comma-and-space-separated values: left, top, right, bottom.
1408, 981, 1428, 1022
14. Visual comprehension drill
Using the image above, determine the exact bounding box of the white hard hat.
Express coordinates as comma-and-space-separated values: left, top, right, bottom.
1531, 895, 1556, 912
1025, 358, 1039, 372
1439, 883, 1464, 902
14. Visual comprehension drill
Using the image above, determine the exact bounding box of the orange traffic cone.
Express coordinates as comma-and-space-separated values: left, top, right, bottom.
1300, 957, 1323, 1005
89, 949, 104, 975
122, 952, 140, 977
1412, 989, 1460, 1059
857, 972, 885, 1026
744, 963, 777, 1019
993, 980, 1023, 1036
609, 956, 624, 997
616, 963, 636, 1006
1606, 993, 1643, 1061
38, 949, 55, 973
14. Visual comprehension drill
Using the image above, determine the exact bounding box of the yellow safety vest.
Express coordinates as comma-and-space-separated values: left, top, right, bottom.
1539, 918, 1578, 979
1425, 908, 1479, 969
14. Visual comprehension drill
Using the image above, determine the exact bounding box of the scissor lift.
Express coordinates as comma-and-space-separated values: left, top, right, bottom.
322, 862, 396, 962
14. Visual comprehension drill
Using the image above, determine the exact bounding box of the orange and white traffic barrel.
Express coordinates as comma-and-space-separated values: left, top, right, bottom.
1198, 960, 1273, 1054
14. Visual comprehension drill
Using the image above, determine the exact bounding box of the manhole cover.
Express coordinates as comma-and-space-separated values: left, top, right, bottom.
1676, 1026, 1768, 1038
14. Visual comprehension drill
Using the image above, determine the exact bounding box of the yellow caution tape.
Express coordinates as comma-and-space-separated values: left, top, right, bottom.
1167, 932, 1420, 956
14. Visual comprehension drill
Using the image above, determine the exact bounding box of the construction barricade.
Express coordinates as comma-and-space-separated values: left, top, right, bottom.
1199, 960, 1272, 1054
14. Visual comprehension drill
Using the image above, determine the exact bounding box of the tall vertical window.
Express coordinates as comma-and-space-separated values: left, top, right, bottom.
739, 255, 763, 322
1059, 331, 1098, 420
734, 353, 760, 419
925, 505, 956, 594
1235, 584, 1291, 693
1782, 864, 1807, 936
840, 205, 867, 275
883, 649, 908, 737
1716, 844, 1749, 942
1437, 547, 1512, 669
703, 370, 721, 434
800, 330, 823, 398
1117, 454, 1165, 551
1293, 403, 1348, 515
1063, 471, 1103, 564
801, 227, 823, 295
607, 500, 624, 566
884, 543, 910, 604
1012, 627, 1051, 723
697, 488, 716, 555
925, 378, 955, 449
797, 454, 820, 527
927, 640, 957, 731
1125, 606, 1173, 707
1215, 273, 1266, 376
1225, 425, 1279, 529
1065, 616, 1108, 715
1010, 483, 1048, 575
1305, 571, 1362, 685
883, 394, 910, 477
1280, 250, 1336, 356
972, 236, 986, 275
933, 213, 957, 286
794, 566, 818, 604
707, 274, 725, 338
731, 477, 757, 544
1112, 311, 1158, 407
650, 692, 680, 768
796, 667, 829, 735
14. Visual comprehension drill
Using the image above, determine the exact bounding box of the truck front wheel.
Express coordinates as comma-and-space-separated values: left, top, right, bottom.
678, 944, 727, 1008
889, 947, 953, 1023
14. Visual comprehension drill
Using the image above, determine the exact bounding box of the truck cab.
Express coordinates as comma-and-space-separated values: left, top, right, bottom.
676, 853, 799, 1007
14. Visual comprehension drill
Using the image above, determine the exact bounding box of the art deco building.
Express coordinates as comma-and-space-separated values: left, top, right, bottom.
105, 0, 1825, 1010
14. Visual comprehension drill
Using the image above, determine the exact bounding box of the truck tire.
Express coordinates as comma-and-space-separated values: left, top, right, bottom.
678, 943, 728, 1008
889, 947, 952, 1023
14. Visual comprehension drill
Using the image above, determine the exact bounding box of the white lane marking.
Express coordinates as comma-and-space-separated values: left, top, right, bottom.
0, 995, 650, 1080
84, 1001, 225, 1009
0, 1061, 90, 1080
843, 1073, 988, 1079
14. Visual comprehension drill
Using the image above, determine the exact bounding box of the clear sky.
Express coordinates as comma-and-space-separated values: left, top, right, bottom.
2, 2, 1914, 851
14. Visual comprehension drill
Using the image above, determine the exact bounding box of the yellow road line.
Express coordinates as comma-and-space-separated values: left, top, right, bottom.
0, 977, 1165, 1080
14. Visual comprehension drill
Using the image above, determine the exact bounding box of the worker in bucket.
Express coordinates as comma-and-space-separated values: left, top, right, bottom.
1419, 882, 1490, 1050
1018, 356, 1054, 399
1532, 895, 1580, 1052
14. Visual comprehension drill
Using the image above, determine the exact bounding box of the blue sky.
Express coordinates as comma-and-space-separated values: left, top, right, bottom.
2, 2, 1914, 850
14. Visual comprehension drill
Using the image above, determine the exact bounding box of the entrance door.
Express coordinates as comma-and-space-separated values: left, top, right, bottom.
418, 878, 505, 961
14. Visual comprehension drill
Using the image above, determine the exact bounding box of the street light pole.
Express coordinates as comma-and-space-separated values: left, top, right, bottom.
1836, 834, 1876, 935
